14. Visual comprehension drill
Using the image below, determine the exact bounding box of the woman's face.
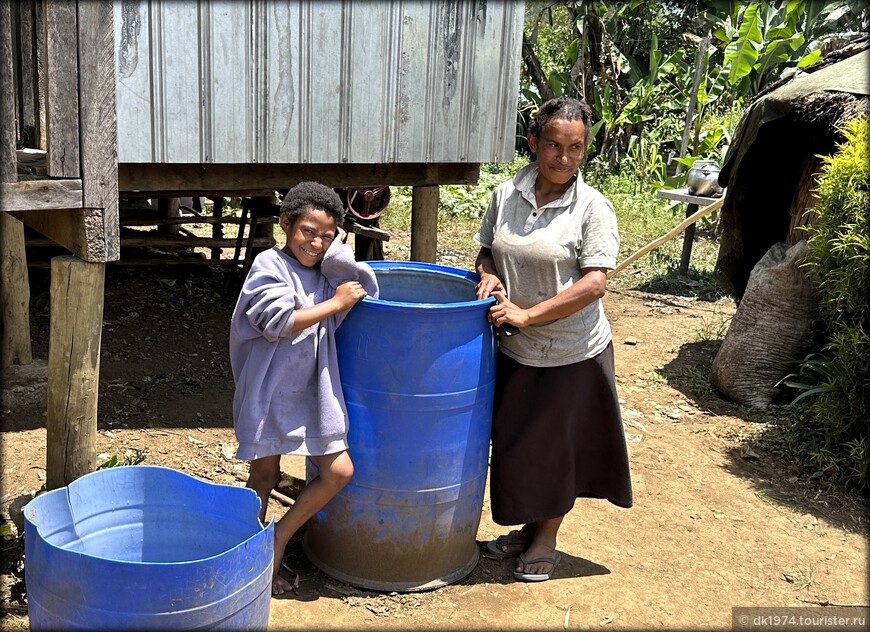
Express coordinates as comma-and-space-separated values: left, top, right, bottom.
528, 117, 587, 188
280, 207, 337, 267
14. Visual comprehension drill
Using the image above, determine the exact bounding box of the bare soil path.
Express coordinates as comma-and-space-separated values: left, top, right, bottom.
2, 235, 867, 630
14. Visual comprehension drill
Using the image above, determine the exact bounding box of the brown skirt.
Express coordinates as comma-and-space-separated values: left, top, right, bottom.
489, 343, 633, 526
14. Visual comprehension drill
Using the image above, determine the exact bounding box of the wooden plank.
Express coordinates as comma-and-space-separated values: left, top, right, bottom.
410, 185, 438, 263
0, 179, 83, 211
42, 0, 80, 177
25, 235, 274, 250
343, 221, 390, 241
120, 215, 256, 226
77, 0, 119, 261
655, 188, 723, 206
0, 0, 16, 183
117, 162, 481, 195
2, 179, 84, 210
0, 213, 33, 367
46, 255, 105, 489
12, 208, 112, 262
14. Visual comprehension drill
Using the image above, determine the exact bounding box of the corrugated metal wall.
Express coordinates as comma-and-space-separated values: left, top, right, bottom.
114, 0, 524, 165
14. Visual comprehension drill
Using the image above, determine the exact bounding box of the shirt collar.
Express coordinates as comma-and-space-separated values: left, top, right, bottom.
515, 162, 583, 209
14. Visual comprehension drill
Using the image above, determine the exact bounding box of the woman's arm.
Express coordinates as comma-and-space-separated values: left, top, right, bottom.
474, 247, 505, 299
488, 267, 607, 329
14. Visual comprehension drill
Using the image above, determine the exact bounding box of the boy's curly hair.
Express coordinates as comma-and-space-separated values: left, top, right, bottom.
280, 182, 346, 225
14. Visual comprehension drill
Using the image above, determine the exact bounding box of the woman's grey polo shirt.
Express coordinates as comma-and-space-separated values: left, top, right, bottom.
474, 163, 619, 367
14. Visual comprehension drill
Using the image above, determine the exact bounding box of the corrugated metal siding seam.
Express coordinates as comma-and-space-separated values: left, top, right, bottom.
200, 2, 212, 163
423, 2, 438, 163
338, 1, 352, 164
299, 2, 309, 163
150, 3, 164, 162
457, 0, 478, 163
381, 1, 400, 164
253, 0, 265, 163
497, 1, 522, 163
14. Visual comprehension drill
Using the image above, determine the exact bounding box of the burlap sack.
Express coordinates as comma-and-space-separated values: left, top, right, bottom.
710, 240, 818, 409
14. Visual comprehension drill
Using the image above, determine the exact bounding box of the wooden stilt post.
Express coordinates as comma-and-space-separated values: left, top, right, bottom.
46, 255, 105, 490
410, 185, 439, 263
1, 213, 33, 367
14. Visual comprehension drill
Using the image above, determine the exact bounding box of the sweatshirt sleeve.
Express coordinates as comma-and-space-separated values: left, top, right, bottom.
320, 240, 380, 299
235, 266, 305, 343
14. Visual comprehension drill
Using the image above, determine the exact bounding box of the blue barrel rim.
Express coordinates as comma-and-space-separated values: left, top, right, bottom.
23, 465, 273, 567
358, 260, 496, 311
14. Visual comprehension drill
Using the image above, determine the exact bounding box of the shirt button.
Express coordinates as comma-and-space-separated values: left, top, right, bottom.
532, 212, 537, 216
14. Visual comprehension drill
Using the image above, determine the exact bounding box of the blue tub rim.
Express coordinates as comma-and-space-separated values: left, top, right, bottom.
23, 464, 273, 567
359, 260, 496, 311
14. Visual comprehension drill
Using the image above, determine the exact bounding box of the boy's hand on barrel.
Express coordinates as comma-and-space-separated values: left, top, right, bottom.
334, 280, 367, 309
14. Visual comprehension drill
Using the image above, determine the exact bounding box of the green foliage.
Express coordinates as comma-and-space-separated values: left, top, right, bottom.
708, 1, 868, 97
97, 449, 148, 470
382, 154, 531, 231
779, 115, 870, 492
439, 155, 531, 220
520, 0, 868, 182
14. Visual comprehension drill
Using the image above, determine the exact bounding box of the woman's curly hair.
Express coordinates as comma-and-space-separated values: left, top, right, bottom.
527, 97, 593, 145
280, 182, 346, 225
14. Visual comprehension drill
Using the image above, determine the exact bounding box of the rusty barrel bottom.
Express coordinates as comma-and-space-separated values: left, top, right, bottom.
302, 474, 485, 592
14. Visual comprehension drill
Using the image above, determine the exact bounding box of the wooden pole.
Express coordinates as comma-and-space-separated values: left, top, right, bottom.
1, 213, 33, 367
410, 185, 439, 263
46, 255, 105, 489
0, 3, 31, 367
608, 196, 724, 279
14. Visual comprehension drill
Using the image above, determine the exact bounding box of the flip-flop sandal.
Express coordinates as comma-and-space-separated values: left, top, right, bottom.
513, 551, 561, 582
484, 529, 528, 559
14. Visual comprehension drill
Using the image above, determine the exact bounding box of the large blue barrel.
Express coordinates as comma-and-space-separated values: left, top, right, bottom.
23, 465, 273, 630
302, 261, 496, 591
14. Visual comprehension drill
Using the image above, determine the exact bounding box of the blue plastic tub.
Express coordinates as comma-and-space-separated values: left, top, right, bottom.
302, 261, 497, 591
23, 465, 273, 630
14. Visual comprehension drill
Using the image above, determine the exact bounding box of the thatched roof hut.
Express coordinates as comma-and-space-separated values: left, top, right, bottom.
715, 37, 869, 299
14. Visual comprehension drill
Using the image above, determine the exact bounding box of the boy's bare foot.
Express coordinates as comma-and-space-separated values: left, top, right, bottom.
272, 572, 294, 596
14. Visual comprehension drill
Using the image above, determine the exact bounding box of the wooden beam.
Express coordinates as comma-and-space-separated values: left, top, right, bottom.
0, 179, 83, 211
410, 186, 439, 263
76, 0, 119, 261
11, 207, 113, 262
42, 0, 80, 177
46, 256, 105, 489
118, 162, 481, 195
0, 0, 16, 183
0, 213, 33, 367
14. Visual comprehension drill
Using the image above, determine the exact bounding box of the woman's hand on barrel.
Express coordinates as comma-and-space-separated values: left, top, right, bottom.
334, 281, 367, 309
475, 272, 504, 300
489, 290, 529, 329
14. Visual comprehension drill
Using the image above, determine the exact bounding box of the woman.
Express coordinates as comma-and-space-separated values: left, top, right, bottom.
474, 97, 632, 582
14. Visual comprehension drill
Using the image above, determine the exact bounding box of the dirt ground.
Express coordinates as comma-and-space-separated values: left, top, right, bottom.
1, 230, 867, 631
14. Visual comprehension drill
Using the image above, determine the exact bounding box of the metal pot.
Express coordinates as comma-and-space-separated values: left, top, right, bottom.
686, 160, 723, 197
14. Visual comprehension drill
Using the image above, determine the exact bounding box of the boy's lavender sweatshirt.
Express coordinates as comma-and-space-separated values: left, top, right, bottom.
229, 242, 378, 459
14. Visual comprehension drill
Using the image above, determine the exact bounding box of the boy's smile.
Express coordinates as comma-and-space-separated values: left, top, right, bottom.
280, 208, 337, 266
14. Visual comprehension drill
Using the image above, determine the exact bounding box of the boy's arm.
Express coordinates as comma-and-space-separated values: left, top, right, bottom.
290, 282, 367, 332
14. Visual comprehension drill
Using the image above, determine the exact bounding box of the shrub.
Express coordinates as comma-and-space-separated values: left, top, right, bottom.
785, 114, 869, 492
